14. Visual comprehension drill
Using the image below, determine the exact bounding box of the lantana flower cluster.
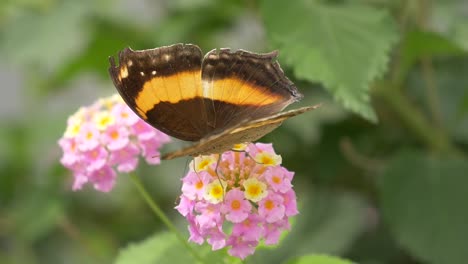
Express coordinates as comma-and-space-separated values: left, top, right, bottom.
176, 143, 298, 259
58, 94, 170, 192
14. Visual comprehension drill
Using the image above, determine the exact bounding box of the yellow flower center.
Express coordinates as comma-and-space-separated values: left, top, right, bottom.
70, 141, 76, 152
199, 159, 211, 169
232, 143, 247, 151
254, 152, 282, 166
195, 180, 204, 190
211, 186, 223, 197
247, 185, 261, 196
231, 200, 241, 210
94, 111, 115, 130
272, 175, 281, 184
110, 130, 119, 139
86, 131, 94, 140
261, 155, 273, 164
64, 120, 82, 138
243, 178, 268, 202
265, 199, 274, 210
204, 180, 226, 204
193, 155, 218, 172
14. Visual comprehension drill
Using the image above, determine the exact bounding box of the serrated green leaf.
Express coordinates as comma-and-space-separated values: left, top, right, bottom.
285, 254, 355, 264
260, 1, 398, 122
380, 150, 468, 264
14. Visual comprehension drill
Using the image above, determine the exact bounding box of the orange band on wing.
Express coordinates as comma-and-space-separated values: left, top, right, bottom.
202, 78, 284, 106
135, 70, 202, 117
135, 74, 287, 118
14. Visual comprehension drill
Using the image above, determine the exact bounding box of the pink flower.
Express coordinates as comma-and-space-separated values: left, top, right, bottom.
132, 119, 157, 141
264, 218, 290, 245
175, 195, 195, 217
195, 202, 222, 230
101, 125, 129, 151
265, 166, 293, 193
58, 94, 170, 192
72, 171, 88, 191
58, 137, 80, 168
108, 142, 139, 173
221, 189, 252, 223
206, 225, 226, 250
259, 193, 285, 223
82, 145, 108, 172
138, 136, 170, 165
227, 235, 259, 260
88, 165, 116, 192
231, 215, 263, 242
76, 123, 100, 151
111, 103, 139, 126
181, 171, 211, 200
282, 189, 299, 216
176, 142, 299, 259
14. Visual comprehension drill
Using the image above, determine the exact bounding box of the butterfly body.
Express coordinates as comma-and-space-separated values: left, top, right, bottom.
108, 44, 319, 159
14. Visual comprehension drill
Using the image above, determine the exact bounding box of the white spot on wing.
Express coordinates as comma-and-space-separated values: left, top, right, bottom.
151, 70, 156, 75
128, 60, 133, 66
120, 66, 129, 78
140, 71, 145, 76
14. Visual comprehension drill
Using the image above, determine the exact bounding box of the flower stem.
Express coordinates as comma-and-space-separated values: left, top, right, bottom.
375, 85, 462, 156
129, 173, 205, 263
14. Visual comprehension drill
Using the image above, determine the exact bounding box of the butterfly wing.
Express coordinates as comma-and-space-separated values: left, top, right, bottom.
162, 105, 321, 160
200, 48, 303, 133
109, 44, 305, 143
108, 44, 209, 141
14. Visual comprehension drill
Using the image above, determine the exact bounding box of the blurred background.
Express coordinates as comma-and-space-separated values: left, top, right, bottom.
1, 0, 468, 263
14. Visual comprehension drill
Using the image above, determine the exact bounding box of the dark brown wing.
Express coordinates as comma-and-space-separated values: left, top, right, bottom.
108, 43, 209, 141
162, 105, 321, 160
109, 44, 304, 142
200, 48, 303, 133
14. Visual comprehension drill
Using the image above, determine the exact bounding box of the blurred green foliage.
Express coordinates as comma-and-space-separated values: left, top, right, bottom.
0, 0, 467, 263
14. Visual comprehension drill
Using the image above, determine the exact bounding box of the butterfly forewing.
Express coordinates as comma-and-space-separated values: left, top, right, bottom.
109, 44, 208, 141
200, 48, 302, 133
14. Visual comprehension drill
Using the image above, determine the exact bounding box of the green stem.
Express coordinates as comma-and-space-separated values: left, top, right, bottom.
375, 85, 461, 156
129, 173, 205, 264
417, 0, 444, 127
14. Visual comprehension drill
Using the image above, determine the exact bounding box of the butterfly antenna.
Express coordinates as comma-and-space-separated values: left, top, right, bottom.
183, 157, 190, 176
230, 145, 264, 165
213, 154, 226, 201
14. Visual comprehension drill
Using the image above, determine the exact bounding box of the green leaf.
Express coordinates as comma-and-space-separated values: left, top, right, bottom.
114, 232, 230, 264
115, 232, 193, 264
10, 193, 64, 242
380, 150, 468, 264
285, 254, 355, 264
1, 0, 91, 71
397, 30, 466, 83
260, 1, 398, 122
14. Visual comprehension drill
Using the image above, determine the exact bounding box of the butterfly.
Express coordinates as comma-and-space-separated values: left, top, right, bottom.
108, 43, 319, 160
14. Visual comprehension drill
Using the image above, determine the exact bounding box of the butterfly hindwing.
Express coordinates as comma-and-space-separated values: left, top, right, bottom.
161, 105, 321, 160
